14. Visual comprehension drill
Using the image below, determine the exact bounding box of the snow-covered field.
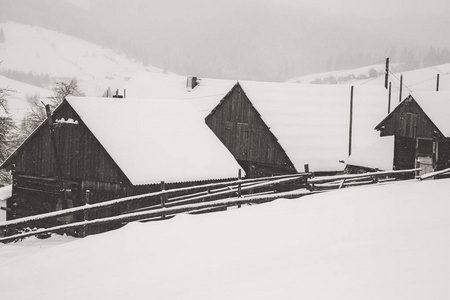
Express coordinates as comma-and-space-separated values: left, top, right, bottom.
1, 178, 449, 299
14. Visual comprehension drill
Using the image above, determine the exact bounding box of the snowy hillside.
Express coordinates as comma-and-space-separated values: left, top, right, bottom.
287, 63, 388, 84
0, 74, 52, 121
353, 63, 450, 102
290, 62, 450, 103
1, 178, 449, 299
0, 22, 163, 96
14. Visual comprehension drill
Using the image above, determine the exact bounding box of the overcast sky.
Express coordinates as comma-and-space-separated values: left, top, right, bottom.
268, 0, 450, 18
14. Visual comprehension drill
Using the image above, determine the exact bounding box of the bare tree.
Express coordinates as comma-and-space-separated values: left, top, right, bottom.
21, 79, 83, 135
48, 79, 83, 108
0, 87, 18, 184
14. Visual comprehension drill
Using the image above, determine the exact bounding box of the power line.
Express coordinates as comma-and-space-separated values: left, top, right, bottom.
357, 76, 380, 85
408, 72, 450, 88
388, 70, 412, 93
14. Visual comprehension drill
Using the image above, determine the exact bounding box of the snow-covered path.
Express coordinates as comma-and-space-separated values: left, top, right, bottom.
1, 179, 449, 299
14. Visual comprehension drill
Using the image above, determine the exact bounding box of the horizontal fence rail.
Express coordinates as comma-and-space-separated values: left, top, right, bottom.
418, 167, 450, 180
0, 166, 439, 243
0, 189, 319, 244
308, 168, 420, 184
0, 173, 310, 240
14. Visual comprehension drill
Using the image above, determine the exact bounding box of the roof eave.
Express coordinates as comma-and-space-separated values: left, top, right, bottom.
0, 100, 68, 169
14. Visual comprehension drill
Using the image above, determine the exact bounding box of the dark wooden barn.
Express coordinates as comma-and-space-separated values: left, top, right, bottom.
375, 92, 450, 175
205, 83, 296, 178
205, 81, 388, 177
0, 97, 241, 227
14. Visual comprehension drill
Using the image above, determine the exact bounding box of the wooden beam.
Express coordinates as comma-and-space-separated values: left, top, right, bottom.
385, 57, 389, 89
348, 86, 354, 156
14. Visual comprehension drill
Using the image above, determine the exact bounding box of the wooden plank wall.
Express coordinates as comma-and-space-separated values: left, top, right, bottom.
394, 136, 416, 173
9, 173, 83, 225
380, 97, 443, 139
206, 84, 296, 177
12, 102, 129, 184
437, 140, 450, 170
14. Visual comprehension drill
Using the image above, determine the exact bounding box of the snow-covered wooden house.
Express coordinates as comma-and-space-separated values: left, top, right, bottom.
375, 91, 450, 175
0, 97, 242, 222
206, 81, 389, 176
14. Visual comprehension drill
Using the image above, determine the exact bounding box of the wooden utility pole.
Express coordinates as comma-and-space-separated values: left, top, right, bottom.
385, 57, 389, 89
388, 82, 392, 114
436, 74, 440, 91
399, 75, 403, 102
348, 86, 354, 157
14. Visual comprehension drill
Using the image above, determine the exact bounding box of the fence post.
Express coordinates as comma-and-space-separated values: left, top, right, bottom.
82, 190, 90, 238
416, 160, 421, 177
304, 164, 309, 173
160, 181, 167, 219
371, 168, 380, 183
237, 169, 242, 208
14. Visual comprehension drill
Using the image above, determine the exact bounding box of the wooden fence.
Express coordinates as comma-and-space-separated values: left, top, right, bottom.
0, 167, 435, 243
0, 173, 310, 243
308, 168, 421, 191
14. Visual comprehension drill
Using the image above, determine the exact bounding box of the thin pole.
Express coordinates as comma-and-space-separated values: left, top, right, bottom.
238, 169, 242, 198
384, 57, 389, 89
388, 82, 392, 114
348, 86, 354, 157
436, 74, 440, 91
399, 74, 403, 102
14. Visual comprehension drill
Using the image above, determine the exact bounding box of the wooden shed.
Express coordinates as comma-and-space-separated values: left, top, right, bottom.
206, 81, 389, 177
0, 97, 242, 225
375, 91, 450, 175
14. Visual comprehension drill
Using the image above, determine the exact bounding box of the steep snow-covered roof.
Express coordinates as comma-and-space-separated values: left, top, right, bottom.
239, 81, 389, 172
410, 91, 450, 137
345, 136, 395, 170
124, 72, 237, 117
66, 97, 242, 185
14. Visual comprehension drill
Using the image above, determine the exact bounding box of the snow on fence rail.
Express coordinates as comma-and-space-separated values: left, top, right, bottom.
418, 167, 450, 181
0, 173, 310, 241
0, 188, 319, 244
307, 168, 420, 191
0, 167, 430, 243
0, 173, 308, 229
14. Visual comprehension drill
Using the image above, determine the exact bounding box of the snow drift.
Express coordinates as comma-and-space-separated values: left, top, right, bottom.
1, 178, 449, 299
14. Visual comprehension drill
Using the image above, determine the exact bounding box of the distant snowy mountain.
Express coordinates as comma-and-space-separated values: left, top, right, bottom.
0, 22, 163, 96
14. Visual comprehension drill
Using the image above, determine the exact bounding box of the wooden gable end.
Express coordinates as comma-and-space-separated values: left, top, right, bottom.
10, 101, 130, 185
206, 83, 295, 175
376, 96, 443, 139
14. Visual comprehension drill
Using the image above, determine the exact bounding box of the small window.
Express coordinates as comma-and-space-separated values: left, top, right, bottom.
417, 139, 433, 156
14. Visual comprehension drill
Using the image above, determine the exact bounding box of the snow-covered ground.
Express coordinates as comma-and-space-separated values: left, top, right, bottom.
1, 178, 449, 299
